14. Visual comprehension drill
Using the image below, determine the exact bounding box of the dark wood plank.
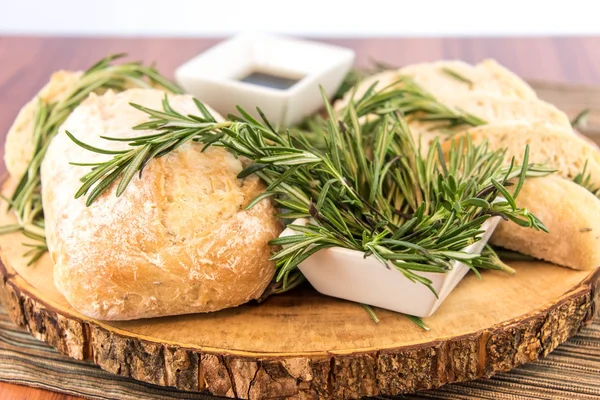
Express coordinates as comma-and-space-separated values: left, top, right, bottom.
1, 35, 600, 400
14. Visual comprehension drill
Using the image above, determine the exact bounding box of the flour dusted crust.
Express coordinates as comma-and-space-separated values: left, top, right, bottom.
491, 176, 600, 271
5, 70, 82, 178
41, 88, 282, 320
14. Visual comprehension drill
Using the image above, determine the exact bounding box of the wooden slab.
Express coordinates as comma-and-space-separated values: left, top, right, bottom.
0, 81, 600, 399
0, 180, 598, 400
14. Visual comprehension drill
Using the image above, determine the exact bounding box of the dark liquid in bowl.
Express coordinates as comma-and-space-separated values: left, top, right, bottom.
238, 70, 303, 90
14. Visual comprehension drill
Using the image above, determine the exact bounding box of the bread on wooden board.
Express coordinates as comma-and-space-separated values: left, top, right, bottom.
444, 122, 600, 186
40, 88, 282, 320
5, 70, 82, 178
491, 175, 600, 271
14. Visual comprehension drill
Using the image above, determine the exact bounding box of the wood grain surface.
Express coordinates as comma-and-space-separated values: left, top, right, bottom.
1, 35, 600, 399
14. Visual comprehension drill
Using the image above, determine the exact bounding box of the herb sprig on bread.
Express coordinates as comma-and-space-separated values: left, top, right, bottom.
67, 84, 552, 294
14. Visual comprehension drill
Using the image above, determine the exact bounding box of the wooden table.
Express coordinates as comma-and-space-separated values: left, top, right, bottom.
1, 35, 600, 399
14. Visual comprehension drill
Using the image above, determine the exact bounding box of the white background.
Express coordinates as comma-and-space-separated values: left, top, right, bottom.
1, 0, 600, 37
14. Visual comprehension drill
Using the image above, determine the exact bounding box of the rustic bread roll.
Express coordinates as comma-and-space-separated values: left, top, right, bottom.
5, 70, 82, 178
491, 176, 600, 271
445, 122, 600, 186
41, 88, 282, 320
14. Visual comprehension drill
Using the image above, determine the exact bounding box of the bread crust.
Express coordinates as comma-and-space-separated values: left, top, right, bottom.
399, 59, 537, 100
41, 88, 282, 320
446, 122, 600, 186
408, 93, 571, 146
336, 59, 538, 112
443, 123, 600, 271
334, 60, 563, 149
491, 176, 600, 271
5, 70, 82, 178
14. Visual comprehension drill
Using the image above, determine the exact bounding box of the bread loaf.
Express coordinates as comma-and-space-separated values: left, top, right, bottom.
442, 123, 600, 270
446, 122, 600, 186
491, 176, 600, 271
408, 94, 571, 146
399, 59, 538, 101
336, 59, 538, 111
5, 70, 82, 178
334, 60, 570, 148
41, 88, 282, 320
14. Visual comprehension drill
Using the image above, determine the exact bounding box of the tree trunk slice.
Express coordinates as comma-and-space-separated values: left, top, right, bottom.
0, 178, 598, 400
1, 82, 600, 400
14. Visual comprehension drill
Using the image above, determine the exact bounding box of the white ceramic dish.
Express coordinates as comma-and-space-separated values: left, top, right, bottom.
175, 33, 355, 127
279, 217, 501, 318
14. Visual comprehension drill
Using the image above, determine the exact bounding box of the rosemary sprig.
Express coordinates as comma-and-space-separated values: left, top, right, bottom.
573, 160, 600, 198
68, 82, 552, 295
571, 109, 590, 129
345, 76, 487, 128
490, 247, 536, 262
361, 304, 381, 323
1, 54, 182, 265
441, 67, 474, 88
333, 69, 367, 100
297, 74, 487, 150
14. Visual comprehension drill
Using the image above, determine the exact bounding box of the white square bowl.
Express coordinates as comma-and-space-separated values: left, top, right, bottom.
175, 33, 355, 127
279, 217, 501, 318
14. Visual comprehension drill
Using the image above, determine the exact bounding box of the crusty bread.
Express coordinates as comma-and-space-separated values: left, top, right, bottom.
399, 59, 538, 101
41, 88, 282, 320
336, 59, 538, 111
445, 123, 600, 271
409, 93, 571, 145
491, 175, 600, 271
5, 70, 82, 178
334, 60, 563, 149
446, 122, 600, 186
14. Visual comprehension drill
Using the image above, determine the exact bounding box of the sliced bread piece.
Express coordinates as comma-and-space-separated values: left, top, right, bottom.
444, 122, 600, 187
399, 59, 537, 101
337, 59, 538, 111
409, 93, 572, 144
491, 175, 600, 271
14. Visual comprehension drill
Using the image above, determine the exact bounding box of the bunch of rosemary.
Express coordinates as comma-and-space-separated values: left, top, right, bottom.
0, 54, 182, 264
297, 75, 486, 150
68, 82, 552, 295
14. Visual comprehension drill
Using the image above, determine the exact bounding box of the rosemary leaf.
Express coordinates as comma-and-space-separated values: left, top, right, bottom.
441, 67, 474, 88
406, 315, 430, 331
361, 304, 380, 323
573, 160, 600, 198
571, 109, 590, 129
